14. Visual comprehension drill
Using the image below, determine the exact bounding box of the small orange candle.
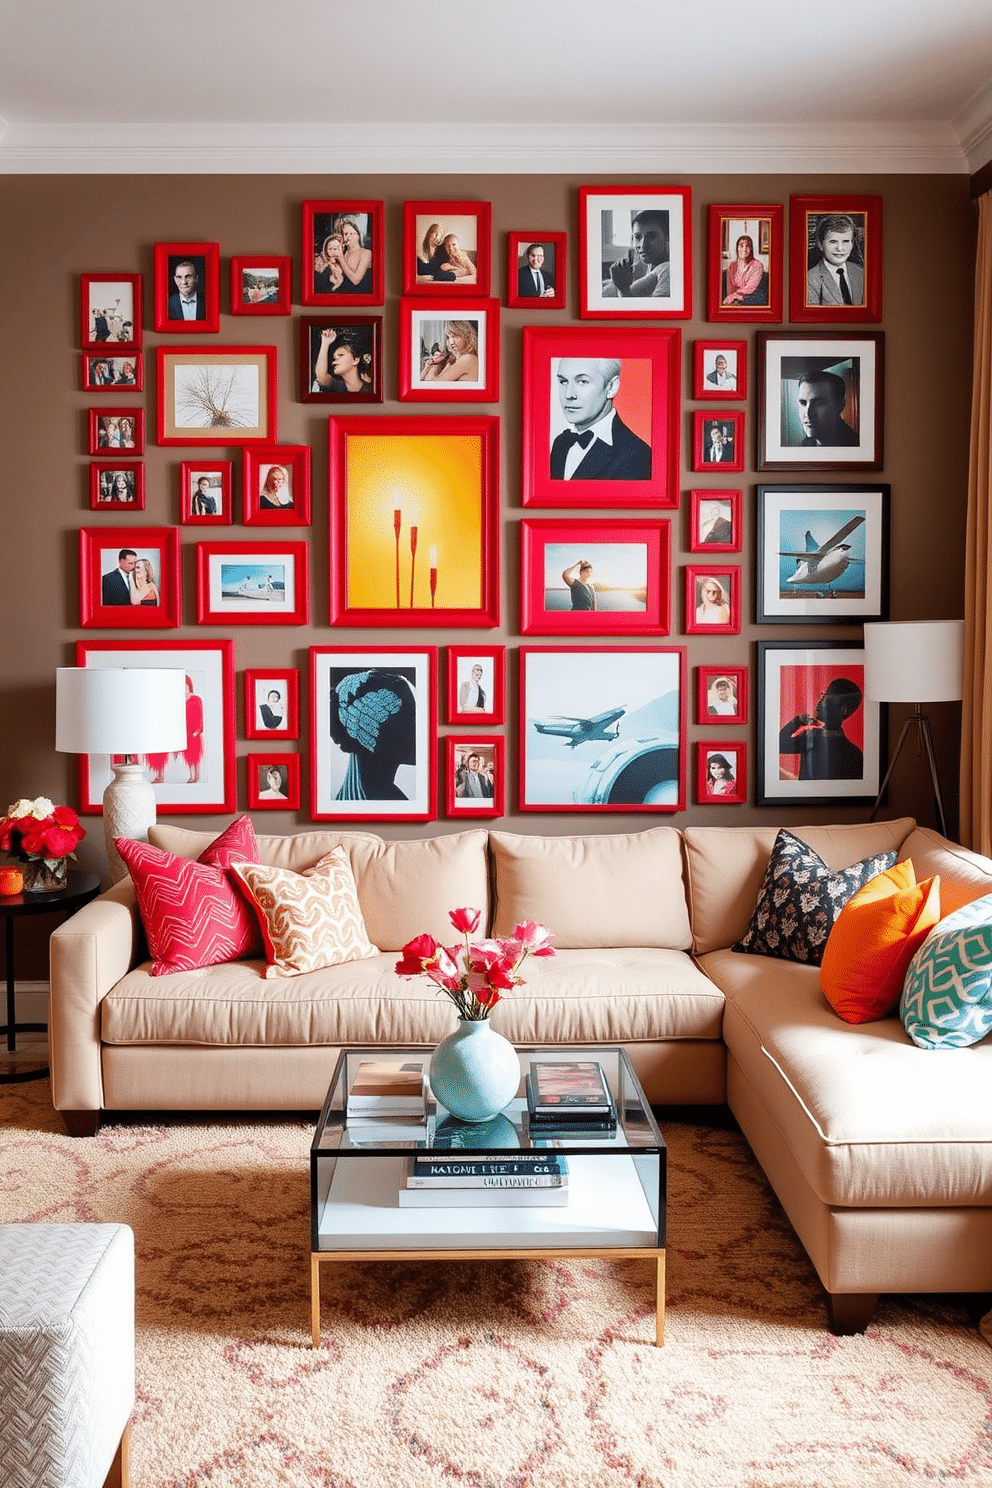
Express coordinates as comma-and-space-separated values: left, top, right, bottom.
0, 865, 24, 896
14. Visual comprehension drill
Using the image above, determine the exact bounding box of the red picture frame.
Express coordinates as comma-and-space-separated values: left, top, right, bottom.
156, 346, 277, 447
229, 255, 292, 316
153, 241, 220, 333
684, 565, 741, 636
81, 354, 142, 392
696, 741, 748, 805
195, 540, 310, 627
696, 665, 749, 727
445, 735, 504, 819
242, 445, 311, 526
398, 298, 500, 402
446, 646, 505, 725
244, 668, 299, 741
789, 194, 882, 324
688, 489, 742, 553
707, 203, 784, 323
520, 517, 671, 637
506, 232, 566, 310
299, 316, 381, 403
310, 646, 437, 823
89, 462, 145, 512
247, 753, 301, 811
328, 414, 500, 629
692, 340, 747, 401
88, 407, 144, 455
692, 410, 745, 473
179, 461, 233, 526
403, 199, 492, 297
301, 200, 384, 307
80, 273, 141, 352
579, 185, 692, 320
79, 525, 181, 629
75, 638, 236, 817
518, 645, 687, 814
522, 325, 681, 509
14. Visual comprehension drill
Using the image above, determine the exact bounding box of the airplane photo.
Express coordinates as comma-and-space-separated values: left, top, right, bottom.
532, 707, 625, 749
779, 513, 865, 596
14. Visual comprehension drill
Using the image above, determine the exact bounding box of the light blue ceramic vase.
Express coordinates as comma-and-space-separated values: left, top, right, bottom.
428, 1018, 521, 1123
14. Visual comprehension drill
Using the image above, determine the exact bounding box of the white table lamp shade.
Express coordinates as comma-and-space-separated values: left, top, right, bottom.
55, 667, 188, 882
56, 668, 187, 755
863, 621, 964, 704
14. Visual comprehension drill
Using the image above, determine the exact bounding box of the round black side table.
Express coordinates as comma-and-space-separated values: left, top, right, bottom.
0, 869, 101, 1084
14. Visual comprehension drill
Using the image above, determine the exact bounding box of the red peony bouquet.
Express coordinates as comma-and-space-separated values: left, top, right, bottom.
0, 796, 86, 868
396, 907, 555, 1021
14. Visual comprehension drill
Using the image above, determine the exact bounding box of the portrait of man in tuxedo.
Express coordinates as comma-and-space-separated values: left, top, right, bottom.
101, 547, 137, 606
550, 357, 652, 481
517, 243, 555, 299
168, 257, 207, 322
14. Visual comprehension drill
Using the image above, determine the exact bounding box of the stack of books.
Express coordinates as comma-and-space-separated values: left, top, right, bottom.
345, 1058, 428, 1141
398, 1151, 569, 1207
525, 1059, 617, 1133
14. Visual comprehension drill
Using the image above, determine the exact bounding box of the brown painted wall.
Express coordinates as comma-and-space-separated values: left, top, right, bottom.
0, 171, 977, 951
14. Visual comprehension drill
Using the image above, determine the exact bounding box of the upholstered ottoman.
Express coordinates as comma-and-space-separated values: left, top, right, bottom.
0, 1223, 134, 1488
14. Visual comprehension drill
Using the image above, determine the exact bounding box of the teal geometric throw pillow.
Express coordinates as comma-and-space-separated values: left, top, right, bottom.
900, 892, 992, 1049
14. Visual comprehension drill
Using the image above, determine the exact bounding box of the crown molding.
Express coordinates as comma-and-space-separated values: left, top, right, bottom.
955, 80, 992, 174
0, 119, 972, 175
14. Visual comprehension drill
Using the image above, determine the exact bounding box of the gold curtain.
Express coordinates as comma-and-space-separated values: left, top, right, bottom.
961, 190, 992, 853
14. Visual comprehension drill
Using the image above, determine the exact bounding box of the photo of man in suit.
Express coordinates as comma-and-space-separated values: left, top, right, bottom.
806, 214, 865, 307
793, 370, 859, 446
168, 258, 207, 322
705, 353, 737, 390
101, 548, 137, 605
550, 358, 652, 481
517, 243, 555, 298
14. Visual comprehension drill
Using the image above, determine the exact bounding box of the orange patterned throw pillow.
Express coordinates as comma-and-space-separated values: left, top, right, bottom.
819, 860, 941, 1024
231, 848, 378, 979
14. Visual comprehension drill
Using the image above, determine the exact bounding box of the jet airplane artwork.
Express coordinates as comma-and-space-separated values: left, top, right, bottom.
532, 707, 625, 749
780, 514, 865, 595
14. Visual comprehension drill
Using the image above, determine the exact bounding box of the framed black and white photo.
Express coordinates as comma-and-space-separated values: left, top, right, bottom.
757, 332, 884, 470
310, 646, 437, 822
756, 484, 889, 624
579, 186, 691, 319
756, 640, 883, 807
244, 668, 299, 741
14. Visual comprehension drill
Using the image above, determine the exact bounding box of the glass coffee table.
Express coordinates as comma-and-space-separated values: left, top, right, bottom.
309, 1044, 666, 1346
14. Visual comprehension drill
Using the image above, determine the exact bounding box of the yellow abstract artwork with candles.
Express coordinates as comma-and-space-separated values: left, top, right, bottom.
345, 434, 483, 611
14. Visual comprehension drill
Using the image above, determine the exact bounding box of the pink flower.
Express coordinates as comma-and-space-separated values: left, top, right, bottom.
449, 907, 482, 935
512, 921, 556, 958
394, 933, 440, 978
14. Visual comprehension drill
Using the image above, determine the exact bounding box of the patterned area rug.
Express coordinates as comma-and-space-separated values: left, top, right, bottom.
2, 1081, 991, 1487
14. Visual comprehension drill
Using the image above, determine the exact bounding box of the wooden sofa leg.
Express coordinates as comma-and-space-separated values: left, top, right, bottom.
103, 1420, 131, 1488
826, 1292, 879, 1334
61, 1109, 101, 1138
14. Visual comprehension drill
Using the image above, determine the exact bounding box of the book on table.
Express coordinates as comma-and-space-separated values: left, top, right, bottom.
398, 1180, 570, 1208
525, 1062, 617, 1129
406, 1155, 569, 1189
346, 1058, 427, 1117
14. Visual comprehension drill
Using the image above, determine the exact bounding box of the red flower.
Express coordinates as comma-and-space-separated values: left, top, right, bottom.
449, 906, 482, 935
40, 825, 81, 858
512, 921, 556, 957
394, 933, 440, 978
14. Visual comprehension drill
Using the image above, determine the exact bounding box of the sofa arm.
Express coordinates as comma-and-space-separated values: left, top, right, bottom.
49, 879, 141, 1120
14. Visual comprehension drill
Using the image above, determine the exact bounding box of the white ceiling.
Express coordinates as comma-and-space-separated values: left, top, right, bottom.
2, 0, 991, 174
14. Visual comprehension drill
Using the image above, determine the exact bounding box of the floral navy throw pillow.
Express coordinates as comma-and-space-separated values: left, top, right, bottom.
733, 829, 897, 966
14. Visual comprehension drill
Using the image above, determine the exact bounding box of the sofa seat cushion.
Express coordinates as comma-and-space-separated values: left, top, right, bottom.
100, 947, 723, 1050
703, 947, 992, 1209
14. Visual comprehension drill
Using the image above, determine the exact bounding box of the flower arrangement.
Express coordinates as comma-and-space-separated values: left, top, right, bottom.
396, 907, 554, 1021
0, 796, 86, 868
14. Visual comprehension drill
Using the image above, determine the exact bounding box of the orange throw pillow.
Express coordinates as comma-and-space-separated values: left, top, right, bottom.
820, 860, 941, 1024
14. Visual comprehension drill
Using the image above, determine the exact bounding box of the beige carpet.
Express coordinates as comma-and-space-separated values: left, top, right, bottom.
2, 1081, 991, 1487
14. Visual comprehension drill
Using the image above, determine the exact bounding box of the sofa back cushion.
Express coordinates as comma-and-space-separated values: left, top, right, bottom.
898, 827, 992, 918
489, 828, 691, 949
148, 824, 489, 952
684, 818, 916, 954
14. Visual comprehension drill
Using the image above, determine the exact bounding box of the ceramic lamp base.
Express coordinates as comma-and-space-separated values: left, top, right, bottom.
103, 763, 157, 884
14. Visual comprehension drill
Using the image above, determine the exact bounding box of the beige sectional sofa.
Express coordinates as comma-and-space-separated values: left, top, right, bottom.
49, 816, 992, 1332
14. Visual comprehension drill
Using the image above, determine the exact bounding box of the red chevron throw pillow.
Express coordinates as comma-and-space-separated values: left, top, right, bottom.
115, 815, 263, 976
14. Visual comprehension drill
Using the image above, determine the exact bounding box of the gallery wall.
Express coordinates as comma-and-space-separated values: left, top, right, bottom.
0, 170, 977, 913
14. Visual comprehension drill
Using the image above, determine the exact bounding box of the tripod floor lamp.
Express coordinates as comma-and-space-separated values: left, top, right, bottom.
863, 620, 964, 837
